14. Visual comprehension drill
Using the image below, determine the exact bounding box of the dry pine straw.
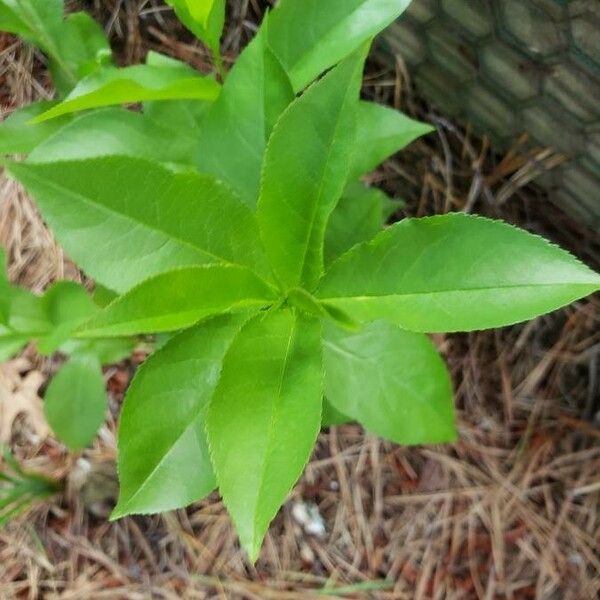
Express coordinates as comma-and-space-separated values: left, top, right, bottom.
1, 2, 599, 598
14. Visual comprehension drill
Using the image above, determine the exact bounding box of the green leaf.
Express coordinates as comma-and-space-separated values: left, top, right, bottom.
1, 278, 97, 354
0, 2, 110, 94
318, 214, 600, 332
207, 310, 323, 561
81, 265, 277, 337
92, 284, 118, 309
7, 288, 50, 336
323, 321, 456, 444
258, 49, 367, 292
144, 99, 210, 145
321, 399, 352, 427
32, 63, 220, 123
44, 353, 107, 450
196, 19, 294, 207
165, 0, 225, 57
0, 249, 10, 324
50, 12, 112, 95
6, 156, 270, 293
143, 51, 213, 141
0, 0, 63, 54
0, 334, 28, 362
28, 108, 197, 166
112, 314, 247, 518
325, 182, 398, 267
0, 102, 72, 155
60, 337, 136, 365
349, 102, 433, 181
268, 0, 411, 91
36, 281, 98, 354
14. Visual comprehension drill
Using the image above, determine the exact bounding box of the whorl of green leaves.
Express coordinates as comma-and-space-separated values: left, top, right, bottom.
2, 0, 598, 559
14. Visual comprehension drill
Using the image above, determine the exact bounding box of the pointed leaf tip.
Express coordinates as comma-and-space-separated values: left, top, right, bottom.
207, 311, 323, 559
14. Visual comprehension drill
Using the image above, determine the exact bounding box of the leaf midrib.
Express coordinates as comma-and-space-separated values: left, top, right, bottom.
296, 70, 357, 288
82, 299, 271, 337
319, 281, 599, 301
252, 315, 297, 551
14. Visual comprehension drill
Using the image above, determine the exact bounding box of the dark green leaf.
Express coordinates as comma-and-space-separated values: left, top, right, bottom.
318, 214, 600, 332
44, 353, 107, 450
207, 310, 323, 561
196, 20, 294, 207
258, 48, 366, 291
323, 321, 456, 444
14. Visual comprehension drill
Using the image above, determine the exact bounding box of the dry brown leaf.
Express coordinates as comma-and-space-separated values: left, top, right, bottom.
0, 357, 49, 443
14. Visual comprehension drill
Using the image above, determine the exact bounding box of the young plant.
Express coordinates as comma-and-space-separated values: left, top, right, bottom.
0, 250, 134, 450
0, 446, 60, 525
1, 0, 599, 560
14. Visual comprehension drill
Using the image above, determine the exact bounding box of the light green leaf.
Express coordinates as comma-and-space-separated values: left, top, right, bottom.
165, 0, 225, 56
325, 182, 398, 267
323, 321, 456, 444
32, 63, 220, 123
7, 156, 270, 293
268, 0, 411, 91
28, 108, 196, 165
258, 49, 367, 292
0, 102, 72, 155
112, 314, 247, 518
318, 214, 600, 332
207, 310, 323, 561
196, 19, 294, 207
349, 102, 433, 181
50, 12, 112, 95
44, 353, 107, 450
81, 265, 277, 337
